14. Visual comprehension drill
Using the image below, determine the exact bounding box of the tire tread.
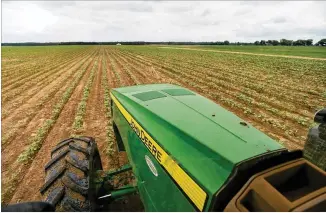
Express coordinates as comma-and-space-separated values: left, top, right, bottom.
40, 137, 102, 211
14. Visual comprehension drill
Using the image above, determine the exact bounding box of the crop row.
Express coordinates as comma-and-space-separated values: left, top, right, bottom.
113, 49, 180, 85
118, 50, 315, 126
1, 56, 94, 148
120, 47, 324, 111
160, 58, 313, 126
105, 50, 122, 86
114, 52, 154, 84
120, 48, 322, 112
1, 53, 96, 205
2, 47, 91, 87
2, 47, 91, 88
71, 56, 99, 135
153, 63, 304, 147
2, 50, 97, 117
2, 46, 91, 78
17, 57, 95, 163
2, 50, 89, 105
111, 47, 306, 147
123, 47, 325, 95
110, 53, 141, 85
101, 54, 116, 156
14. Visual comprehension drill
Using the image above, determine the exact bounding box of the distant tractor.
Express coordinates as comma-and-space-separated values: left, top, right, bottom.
3, 84, 326, 212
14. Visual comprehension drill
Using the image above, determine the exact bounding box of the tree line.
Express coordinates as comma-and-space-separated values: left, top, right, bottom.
2, 39, 325, 46
253, 39, 326, 46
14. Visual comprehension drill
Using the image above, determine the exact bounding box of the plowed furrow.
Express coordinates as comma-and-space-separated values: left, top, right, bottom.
2, 50, 96, 121
2, 53, 98, 205
1, 53, 95, 150
81, 50, 109, 170
1, 50, 90, 107
1, 49, 88, 91
109, 53, 134, 86
8, 53, 99, 204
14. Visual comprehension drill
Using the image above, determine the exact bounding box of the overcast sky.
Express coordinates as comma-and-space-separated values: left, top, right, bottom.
2, 1, 326, 43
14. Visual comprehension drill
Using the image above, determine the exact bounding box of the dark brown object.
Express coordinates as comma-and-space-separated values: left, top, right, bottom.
304, 124, 326, 171
224, 158, 326, 211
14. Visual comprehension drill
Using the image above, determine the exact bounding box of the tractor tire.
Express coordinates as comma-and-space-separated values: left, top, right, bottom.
40, 137, 103, 211
319, 124, 326, 140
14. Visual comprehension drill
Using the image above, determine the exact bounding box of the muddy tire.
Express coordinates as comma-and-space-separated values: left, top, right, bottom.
40, 137, 103, 211
319, 124, 326, 140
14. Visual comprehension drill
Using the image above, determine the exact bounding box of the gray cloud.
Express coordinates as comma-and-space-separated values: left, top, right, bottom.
201, 9, 211, 17
2, 1, 326, 43
272, 17, 287, 24
233, 8, 251, 17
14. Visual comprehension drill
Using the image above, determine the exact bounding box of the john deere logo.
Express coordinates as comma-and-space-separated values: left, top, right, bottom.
145, 155, 158, 177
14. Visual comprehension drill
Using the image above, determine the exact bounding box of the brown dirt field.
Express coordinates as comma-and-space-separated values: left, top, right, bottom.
105, 50, 133, 158
109, 52, 134, 86
2, 55, 93, 152
114, 53, 148, 84
103, 49, 321, 151
159, 46, 326, 61
105, 52, 118, 89
1, 58, 91, 172
103, 51, 126, 169
1, 50, 87, 93
1, 54, 95, 149
1, 52, 90, 113
113, 49, 308, 150
6, 54, 97, 204
117, 50, 187, 85
81, 54, 109, 170
2, 45, 324, 209
107, 51, 136, 167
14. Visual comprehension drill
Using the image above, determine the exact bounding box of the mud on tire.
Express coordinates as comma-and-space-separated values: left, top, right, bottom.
40, 137, 102, 211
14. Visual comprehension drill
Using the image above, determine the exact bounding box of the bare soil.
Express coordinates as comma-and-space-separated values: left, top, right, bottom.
8, 55, 97, 203
159, 46, 326, 61
2, 45, 323, 208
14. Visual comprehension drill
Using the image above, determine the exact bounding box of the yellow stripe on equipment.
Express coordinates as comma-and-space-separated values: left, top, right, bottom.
110, 93, 207, 211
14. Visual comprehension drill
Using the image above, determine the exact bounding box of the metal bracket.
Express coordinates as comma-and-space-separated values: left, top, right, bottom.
96, 164, 133, 183
105, 164, 132, 178
98, 185, 138, 200
95, 164, 136, 204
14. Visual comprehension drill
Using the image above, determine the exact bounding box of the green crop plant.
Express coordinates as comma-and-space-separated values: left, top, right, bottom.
112, 54, 140, 85
17, 57, 92, 163
101, 58, 115, 155
106, 51, 122, 86
2, 56, 93, 149
2, 52, 94, 119
2, 55, 93, 145
115, 45, 318, 148
2, 49, 86, 92
72, 58, 98, 134
117, 54, 148, 81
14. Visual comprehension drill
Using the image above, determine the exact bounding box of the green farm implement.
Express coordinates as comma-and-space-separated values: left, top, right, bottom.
3, 84, 326, 211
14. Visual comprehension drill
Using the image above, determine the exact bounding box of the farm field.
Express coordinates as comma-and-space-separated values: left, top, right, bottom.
165, 45, 326, 58
1, 45, 326, 205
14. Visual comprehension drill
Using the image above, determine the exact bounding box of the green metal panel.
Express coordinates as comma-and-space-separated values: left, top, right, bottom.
112, 102, 196, 211
111, 84, 285, 211
133, 91, 167, 101
161, 88, 195, 96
